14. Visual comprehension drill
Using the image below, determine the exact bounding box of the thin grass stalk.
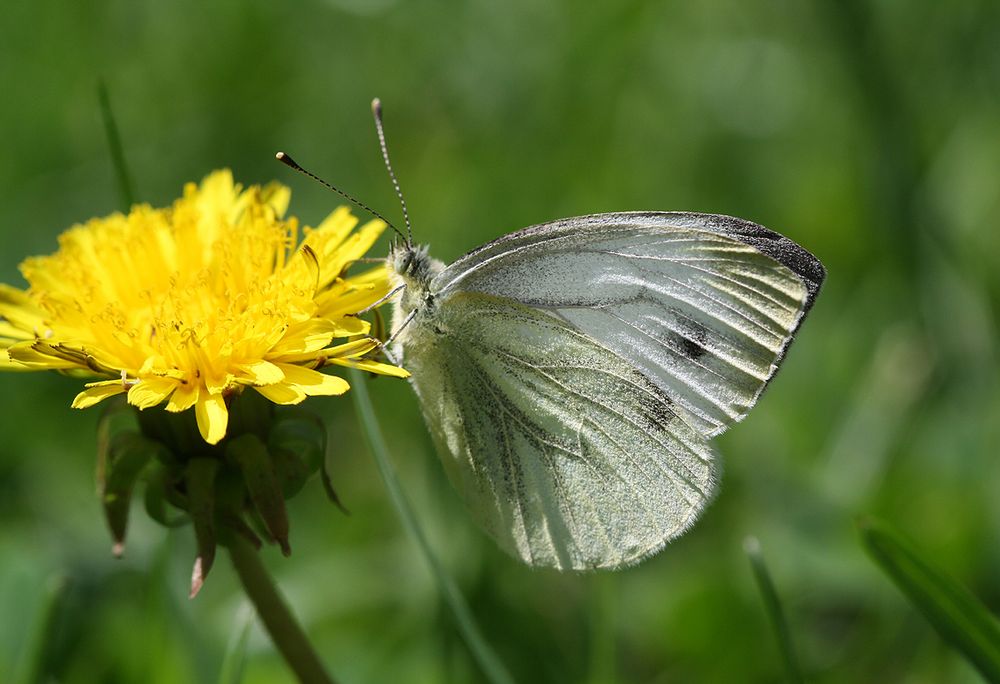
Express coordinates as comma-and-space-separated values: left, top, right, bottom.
217, 603, 255, 684
859, 516, 1000, 681
744, 536, 803, 684
586, 573, 617, 684
348, 368, 515, 684
97, 79, 136, 210
12, 575, 65, 684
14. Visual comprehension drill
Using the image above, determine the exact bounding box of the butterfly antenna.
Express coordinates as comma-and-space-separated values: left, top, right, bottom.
275, 151, 408, 244
371, 98, 413, 247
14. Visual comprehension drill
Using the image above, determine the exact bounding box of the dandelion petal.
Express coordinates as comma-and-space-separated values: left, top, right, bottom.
236, 360, 285, 385
128, 377, 178, 409
72, 381, 127, 409
254, 383, 307, 405
167, 383, 199, 412
276, 363, 350, 396
196, 392, 229, 445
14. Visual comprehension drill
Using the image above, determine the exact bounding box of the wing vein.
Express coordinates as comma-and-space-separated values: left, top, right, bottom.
482, 345, 713, 497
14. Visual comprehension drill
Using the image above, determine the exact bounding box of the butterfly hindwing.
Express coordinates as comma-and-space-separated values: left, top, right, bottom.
433, 212, 825, 437
403, 291, 717, 570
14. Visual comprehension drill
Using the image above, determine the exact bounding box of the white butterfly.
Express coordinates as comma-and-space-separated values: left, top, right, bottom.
385, 211, 824, 570
280, 102, 825, 571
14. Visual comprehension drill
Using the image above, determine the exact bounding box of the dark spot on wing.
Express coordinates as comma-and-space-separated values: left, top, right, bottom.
655, 306, 710, 360
631, 370, 676, 428
677, 334, 706, 360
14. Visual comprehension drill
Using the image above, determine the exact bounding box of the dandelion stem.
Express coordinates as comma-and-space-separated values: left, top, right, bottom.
226, 536, 335, 684
349, 369, 516, 684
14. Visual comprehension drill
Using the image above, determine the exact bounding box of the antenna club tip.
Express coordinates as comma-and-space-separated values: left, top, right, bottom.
371, 98, 382, 115
275, 151, 299, 169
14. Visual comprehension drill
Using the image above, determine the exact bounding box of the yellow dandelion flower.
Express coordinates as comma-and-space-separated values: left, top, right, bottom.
0, 170, 406, 445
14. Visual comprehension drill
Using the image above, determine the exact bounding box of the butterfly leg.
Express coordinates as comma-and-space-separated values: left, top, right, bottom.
379, 345, 400, 366
350, 283, 405, 317
383, 308, 418, 349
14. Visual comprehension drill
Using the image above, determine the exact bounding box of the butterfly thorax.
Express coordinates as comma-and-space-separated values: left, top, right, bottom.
387, 243, 446, 358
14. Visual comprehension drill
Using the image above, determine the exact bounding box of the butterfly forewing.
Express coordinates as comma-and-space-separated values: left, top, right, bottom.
404, 292, 718, 570
432, 212, 825, 437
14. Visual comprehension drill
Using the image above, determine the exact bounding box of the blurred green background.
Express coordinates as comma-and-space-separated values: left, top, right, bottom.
2, 0, 999, 682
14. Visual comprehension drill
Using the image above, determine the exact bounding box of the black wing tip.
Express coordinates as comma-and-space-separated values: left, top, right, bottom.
693, 212, 825, 287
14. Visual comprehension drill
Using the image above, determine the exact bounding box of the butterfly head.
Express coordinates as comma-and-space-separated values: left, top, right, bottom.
387, 242, 443, 308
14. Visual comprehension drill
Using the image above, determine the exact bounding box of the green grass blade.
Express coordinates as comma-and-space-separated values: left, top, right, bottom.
217, 603, 255, 684
859, 516, 1000, 680
349, 369, 516, 684
13, 574, 66, 684
586, 573, 617, 684
97, 79, 136, 210
744, 536, 803, 684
